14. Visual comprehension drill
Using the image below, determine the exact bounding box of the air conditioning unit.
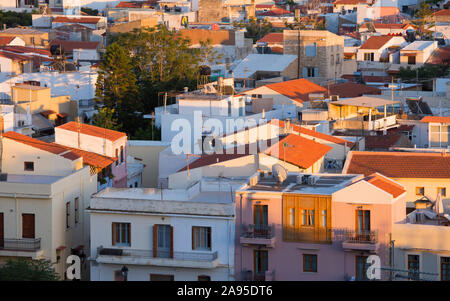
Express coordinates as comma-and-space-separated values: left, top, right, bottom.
308, 176, 318, 185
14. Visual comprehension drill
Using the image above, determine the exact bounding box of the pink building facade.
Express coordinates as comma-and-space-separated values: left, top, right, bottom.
235, 171, 406, 281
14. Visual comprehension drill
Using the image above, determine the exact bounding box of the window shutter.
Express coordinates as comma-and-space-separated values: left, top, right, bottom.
302, 67, 307, 78
208, 228, 212, 250
128, 223, 131, 246
170, 226, 174, 259
153, 225, 157, 257
314, 67, 319, 77
112, 223, 116, 245
192, 227, 195, 250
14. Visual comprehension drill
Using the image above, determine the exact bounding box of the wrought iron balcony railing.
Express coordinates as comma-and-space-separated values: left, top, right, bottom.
0, 238, 41, 251
241, 224, 275, 239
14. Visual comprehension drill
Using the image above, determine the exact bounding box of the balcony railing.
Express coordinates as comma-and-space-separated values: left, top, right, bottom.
332, 229, 378, 244
241, 224, 275, 239
98, 247, 218, 262
0, 238, 41, 251
241, 270, 275, 281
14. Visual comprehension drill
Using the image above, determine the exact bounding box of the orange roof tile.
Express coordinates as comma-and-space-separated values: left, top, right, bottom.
258, 7, 292, 16
2, 131, 80, 161
0, 36, 15, 46
264, 78, 327, 104
52, 143, 117, 169
53, 16, 101, 24
56, 122, 126, 142
264, 133, 332, 169
333, 0, 368, 4
257, 33, 283, 44
364, 173, 405, 198
344, 151, 450, 178
270, 119, 355, 148
434, 9, 450, 16
359, 35, 394, 50
360, 23, 411, 30
0, 50, 30, 61
49, 40, 99, 52
420, 116, 450, 123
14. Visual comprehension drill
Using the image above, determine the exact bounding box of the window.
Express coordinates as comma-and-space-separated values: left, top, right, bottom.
22, 213, 35, 239
192, 226, 211, 250
254, 250, 268, 280
408, 255, 420, 280
303, 254, 317, 272
416, 187, 425, 196
330, 55, 334, 65
289, 208, 295, 227
254, 205, 268, 234
408, 55, 416, 65
198, 275, 211, 281
442, 257, 450, 281
301, 209, 315, 226
430, 124, 450, 148
305, 43, 317, 57
115, 149, 119, 166
364, 52, 374, 61
24, 161, 34, 171
120, 146, 124, 163
153, 224, 172, 258
66, 202, 70, 229
112, 223, 131, 246
438, 187, 447, 197
356, 256, 369, 281
356, 210, 370, 233
320, 210, 327, 228
74, 197, 79, 224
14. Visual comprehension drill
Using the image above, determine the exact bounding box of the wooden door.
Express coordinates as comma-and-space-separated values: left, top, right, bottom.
22, 214, 35, 239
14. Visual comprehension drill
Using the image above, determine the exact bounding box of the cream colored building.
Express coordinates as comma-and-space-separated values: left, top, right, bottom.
283, 30, 344, 84
0, 28, 50, 47
0, 132, 97, 279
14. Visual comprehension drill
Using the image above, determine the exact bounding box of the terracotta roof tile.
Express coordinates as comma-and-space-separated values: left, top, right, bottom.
270, 119, 355, 148
52, 143, 117, 169
434, 9, 450, 16
344, 151, 450, 178
1, 45, 52, 56
360, 23, 411, 30
0, 36, 15, 46
0, 50, 30, 61
364, 172, 405, 198
53, 16, 101, 24
264, 134, 332, 169
258, 7, 292, 16
325, 82, 381, 98
364, 133, 402, 149
333, 0, 369, 4
257, 33, 283, 44
359, 35, 394, 50
56, 122, 126, 142
2, 131, 80, 161
420, 116, 450, 123
265, 78, 327, 104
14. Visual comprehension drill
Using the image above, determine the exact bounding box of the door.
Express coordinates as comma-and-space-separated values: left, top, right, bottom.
254, 250, 268, 281
355, 210, 370, 241
253, 205, 268, 237
22, 214, 35, 239
0, 213, 3, 248
154, 225, 172, 258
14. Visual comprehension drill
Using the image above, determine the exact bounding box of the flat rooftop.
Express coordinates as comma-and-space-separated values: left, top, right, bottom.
0, 174, 62, 185
241, 173, 360, 195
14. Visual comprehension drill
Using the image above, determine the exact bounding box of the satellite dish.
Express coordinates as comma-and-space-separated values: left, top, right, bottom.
272, 164, 288, 183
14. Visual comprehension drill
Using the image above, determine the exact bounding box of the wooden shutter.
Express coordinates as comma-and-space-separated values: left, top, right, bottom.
22, 214, 35, 239
153, 225, 157, 257
170, 226, 174, 259
0, 213, 3, 247
111, 223, 116, 245
192, 227, 195, 250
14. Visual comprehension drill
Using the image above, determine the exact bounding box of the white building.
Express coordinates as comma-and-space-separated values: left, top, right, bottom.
89, 177, 239, 281
400, 41, 438, 65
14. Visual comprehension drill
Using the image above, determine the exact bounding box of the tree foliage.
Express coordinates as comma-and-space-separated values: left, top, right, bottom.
233, 18, 274, 43
81, 7, 99, 16
95, 25, 222, 138
0, 10, 35, 28
412, 3, 435, 39
0, 258, 59, 281
395, 64, 450, 90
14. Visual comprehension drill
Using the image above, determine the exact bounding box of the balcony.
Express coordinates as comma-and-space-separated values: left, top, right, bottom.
241, 270, 276, 281
95, 247, 219, 269
333, 229, 380, 252
240, 224, 276, 248
0, 238, 44, 259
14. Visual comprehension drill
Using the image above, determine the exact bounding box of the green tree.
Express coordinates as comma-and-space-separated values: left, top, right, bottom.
81, 7, 99, 16
95, 42, 141, 134
0, 10, 35, 28
395, 64, 450, 90
234, 18, 273, 43
92, 107, 122, 130
412, 3, 435, 39
0, 258, 59, 281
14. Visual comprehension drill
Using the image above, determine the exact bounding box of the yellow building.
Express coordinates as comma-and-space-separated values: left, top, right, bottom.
0, 28, 50, 47
0, 132, 97, 279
